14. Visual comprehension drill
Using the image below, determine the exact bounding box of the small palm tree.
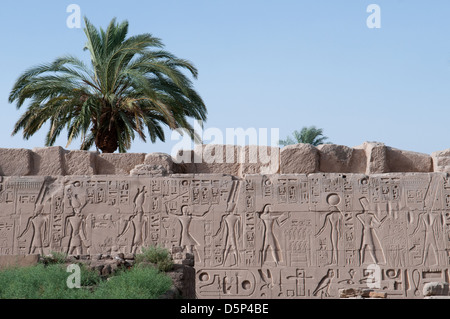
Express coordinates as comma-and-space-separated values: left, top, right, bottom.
279, 126, 331, 147
9, 17, 207, 153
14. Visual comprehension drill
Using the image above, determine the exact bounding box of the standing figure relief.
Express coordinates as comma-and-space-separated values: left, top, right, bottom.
118, 210, 148, 254
166, 203, 213, 263
213, 202, 242, 267
412, 210, 444, 266
119, 186, 148, 254
64, 187, 90, 255
315, 193, 344, 266
18, 204, 49, 255
213, 180, 242, 266
357, 197, 387, 265
257, 204, 289, 266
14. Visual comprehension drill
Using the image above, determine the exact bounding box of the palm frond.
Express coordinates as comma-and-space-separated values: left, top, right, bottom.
9, 17, 207, 153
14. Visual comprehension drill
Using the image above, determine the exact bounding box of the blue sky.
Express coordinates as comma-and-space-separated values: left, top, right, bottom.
1, 0, 450, 155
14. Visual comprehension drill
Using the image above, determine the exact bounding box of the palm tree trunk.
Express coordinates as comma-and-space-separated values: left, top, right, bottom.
94, 104, 119, 153
96, 129, 118, 153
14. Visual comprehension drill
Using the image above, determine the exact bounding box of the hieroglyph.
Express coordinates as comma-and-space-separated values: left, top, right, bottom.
0, 173, 449, 299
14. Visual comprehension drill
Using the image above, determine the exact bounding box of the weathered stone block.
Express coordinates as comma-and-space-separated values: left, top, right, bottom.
239, 145, 280, 176
172, 149, 196, 173
0, 148, 32, 176
178, 145, 241, 176
144, 152, 174, 173
386, 147, 432, 173
130, 164, 169, 176
97, 153, 145, 175
354, 141, 388, 174
431, 149, 450, 172
317, 144, 366, 173
31, 146, 66, 175
198, 144, 241, 176
65, 150, 97, 175
0, 254, 40, 269
280, 143, 319, 174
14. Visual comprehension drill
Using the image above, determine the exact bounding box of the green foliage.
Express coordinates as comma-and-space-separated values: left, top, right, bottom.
156, 258, 175, 273
40, 251, 68, 265
135, 245, 174, 272
279, 126, 331, 147
9, 17, 207, 153
78, 263, 103, 287
0, 264, 92, 299
0, 262, 171, 299
92, 265, 172, 299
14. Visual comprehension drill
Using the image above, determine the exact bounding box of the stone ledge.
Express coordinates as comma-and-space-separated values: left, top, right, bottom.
0, 254, 40, 269
0, 142, 445, 176
97, 153, 146, 175
0, 148, 32, 176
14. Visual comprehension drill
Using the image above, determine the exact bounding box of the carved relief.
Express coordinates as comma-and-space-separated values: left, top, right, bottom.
0, 173, 450, 298
17, 204, 49, 255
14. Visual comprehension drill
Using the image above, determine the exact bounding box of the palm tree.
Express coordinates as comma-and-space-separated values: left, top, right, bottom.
279, 126, 331, 147
9, 17, 207, 153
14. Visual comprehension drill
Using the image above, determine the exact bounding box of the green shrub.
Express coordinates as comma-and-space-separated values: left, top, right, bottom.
0, 250, 174, 299
78, 263, 102, 287
0, 264, 93, 299
135, 246, 174, 272
156, 258, 175, 272
92, 265, 172, 299
40, 251, 68, 265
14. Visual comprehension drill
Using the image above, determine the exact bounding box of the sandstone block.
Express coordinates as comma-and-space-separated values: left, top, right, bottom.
0, 254, 40, 269
130, 164, 169, 176
432, 149, 450, 157
354, 142, 388, 174
431, 149, 450, 172
197, 144, 241, 176
65, 150, 97, 175
239, 145, 280, 176
31, 146, 66, 175
280, 143, 319, 174
317, 144, 366, 173
144, 152, 174, 173
386, 147, 432, 173
97, 153, 145, 175
172, 149, 196, 173
0, 148, 32, 176
176, 145, 241, 176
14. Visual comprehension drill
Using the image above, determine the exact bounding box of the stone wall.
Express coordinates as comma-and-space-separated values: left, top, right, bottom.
1, 141, 450, 177
0, 142, 450, 299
